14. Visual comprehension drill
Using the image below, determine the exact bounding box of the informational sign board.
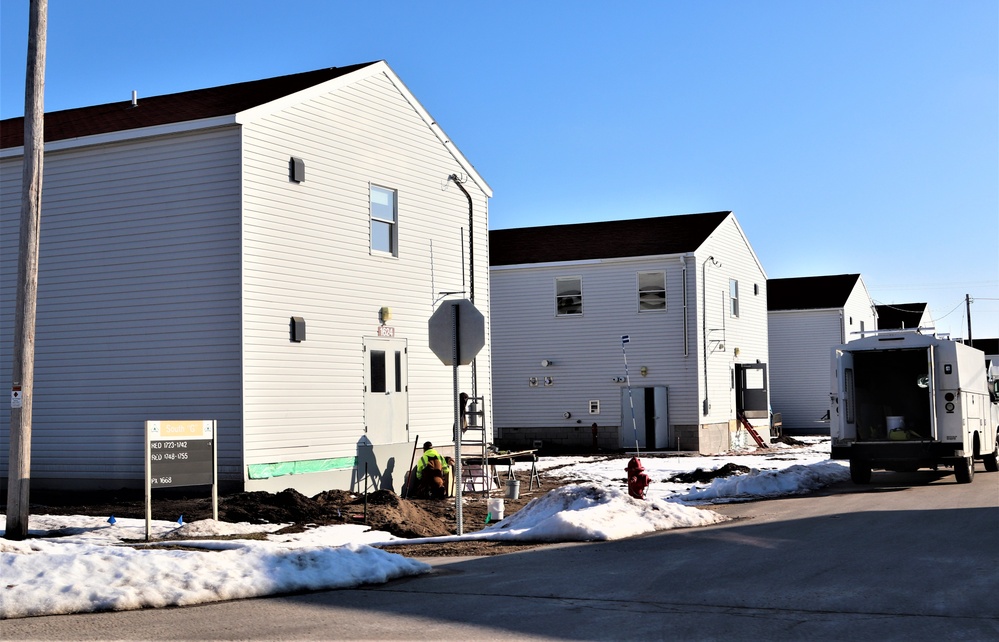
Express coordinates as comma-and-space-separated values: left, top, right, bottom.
145, 420, 218, 540
146, 420, 216, 487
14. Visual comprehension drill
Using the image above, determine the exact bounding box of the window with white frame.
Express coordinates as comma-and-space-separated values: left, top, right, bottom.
638, 271, 666, 311
370, 185, 397, 256
729, 278, 739, 317
555, 276, 582, 316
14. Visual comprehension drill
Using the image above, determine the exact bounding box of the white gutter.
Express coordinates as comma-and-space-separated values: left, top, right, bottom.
0, 115, 238, 159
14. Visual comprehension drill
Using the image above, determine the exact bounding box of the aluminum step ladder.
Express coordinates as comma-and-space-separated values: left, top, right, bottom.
458, 395, 499, 495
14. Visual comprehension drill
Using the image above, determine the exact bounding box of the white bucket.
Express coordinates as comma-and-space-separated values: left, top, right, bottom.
487, 498, 504, 521
887, 416, 905, 431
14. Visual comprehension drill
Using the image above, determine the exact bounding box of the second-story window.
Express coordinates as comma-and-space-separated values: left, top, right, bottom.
638, 271, 666, 311
730, 279, 740, 317
555, 276, 582, 316
370, 185, 397, 256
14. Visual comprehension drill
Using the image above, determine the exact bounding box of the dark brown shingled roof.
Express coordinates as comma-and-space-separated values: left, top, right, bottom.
0, 62, 378, 149
489, 211, 731, 266
767, 274, 862, 311
875, 303, 927, 330
967, 338, 999, 355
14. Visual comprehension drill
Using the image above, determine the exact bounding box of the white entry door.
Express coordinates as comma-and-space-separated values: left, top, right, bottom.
363, 337, 409, 444
620, 386, 669, 449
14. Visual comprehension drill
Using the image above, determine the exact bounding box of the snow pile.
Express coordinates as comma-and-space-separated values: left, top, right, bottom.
681, 461, 850, 502
484, 483, 727, 540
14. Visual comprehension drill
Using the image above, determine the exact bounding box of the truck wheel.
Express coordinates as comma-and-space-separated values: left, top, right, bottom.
954, 456, 975, 484
850, 459, 871, 484
984, 443, 998, 473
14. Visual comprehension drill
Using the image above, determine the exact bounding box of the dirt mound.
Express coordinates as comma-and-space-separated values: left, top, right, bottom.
361, 491, 453, 538
772, 435, 806, 446
668, 463, 750, 484
219, 488, 452, 538
222, 489, 330, 524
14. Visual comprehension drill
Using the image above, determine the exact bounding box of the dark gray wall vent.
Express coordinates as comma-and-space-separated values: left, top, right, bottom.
290, 157, 305, 183
290, 316, 306, 342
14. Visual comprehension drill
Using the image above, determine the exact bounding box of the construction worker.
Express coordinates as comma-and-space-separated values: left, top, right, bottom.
415, 441, 451, 499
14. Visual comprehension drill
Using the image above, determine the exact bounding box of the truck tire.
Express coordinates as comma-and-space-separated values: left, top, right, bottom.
850, 459, 871, 484
984, 441, 998, 473
954, 456, 975, 484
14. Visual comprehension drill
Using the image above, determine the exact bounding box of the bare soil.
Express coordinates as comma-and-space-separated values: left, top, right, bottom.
25, 450, 775, 558
26, 474, 573, 558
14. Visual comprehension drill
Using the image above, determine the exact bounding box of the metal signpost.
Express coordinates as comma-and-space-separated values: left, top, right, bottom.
144, 420, 217, 540
622, 335, 640, 453
428, 299, 485, 535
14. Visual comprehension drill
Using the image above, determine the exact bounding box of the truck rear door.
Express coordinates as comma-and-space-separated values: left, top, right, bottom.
927, 345, 938, 439
834, 349, 857, 439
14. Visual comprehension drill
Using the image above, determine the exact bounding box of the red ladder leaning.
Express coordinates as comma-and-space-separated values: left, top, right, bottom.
738, 413, 769, 449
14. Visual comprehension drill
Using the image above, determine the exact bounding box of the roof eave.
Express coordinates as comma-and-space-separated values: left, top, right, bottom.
0, 115, 238, 158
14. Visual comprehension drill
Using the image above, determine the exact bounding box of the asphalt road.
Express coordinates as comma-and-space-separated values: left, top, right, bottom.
4, 467, 998, 641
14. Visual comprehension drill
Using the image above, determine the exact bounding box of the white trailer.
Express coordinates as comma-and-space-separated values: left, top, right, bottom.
830, 331, 999, 484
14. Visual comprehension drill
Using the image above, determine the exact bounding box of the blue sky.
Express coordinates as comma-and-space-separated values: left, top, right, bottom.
2, 1, 997, 338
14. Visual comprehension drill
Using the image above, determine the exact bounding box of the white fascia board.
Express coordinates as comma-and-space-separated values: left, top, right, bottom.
768, 308, 843, 315
727, 213, 768, 279
853, 275, 875, 307
691, 212, 767, 279
490, 253, 686, 271
234, 60, 492, 199
383, 67, 493, 199
491, 259, 602, 272
0, 115, 237, 159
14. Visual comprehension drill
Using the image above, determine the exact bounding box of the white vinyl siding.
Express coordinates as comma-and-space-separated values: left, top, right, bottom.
0, 128, 243, 482
842, 283, 878, 343
768, 310, 843, 431
240, 69, 491, 468
697, 218, 769, 425
767, 277, 876, 432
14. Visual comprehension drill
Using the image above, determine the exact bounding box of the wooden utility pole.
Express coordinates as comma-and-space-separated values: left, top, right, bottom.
6, 0, 47, 541
965, 294, 973, 344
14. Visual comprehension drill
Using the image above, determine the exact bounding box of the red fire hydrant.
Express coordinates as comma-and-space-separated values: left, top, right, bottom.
626, 456, 651, 499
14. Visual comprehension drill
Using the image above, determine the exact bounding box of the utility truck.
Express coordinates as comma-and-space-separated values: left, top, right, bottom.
830, 330, 999, 484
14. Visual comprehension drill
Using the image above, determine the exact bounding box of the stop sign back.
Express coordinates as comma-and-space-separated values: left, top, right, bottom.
428, 299, 485, 366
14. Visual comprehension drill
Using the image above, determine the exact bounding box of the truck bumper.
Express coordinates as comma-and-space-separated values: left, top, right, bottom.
832, 441, 965, 466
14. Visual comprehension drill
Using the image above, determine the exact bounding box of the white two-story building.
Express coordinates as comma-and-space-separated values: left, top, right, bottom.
1, 61, 492, 494
489, 212, 770, 455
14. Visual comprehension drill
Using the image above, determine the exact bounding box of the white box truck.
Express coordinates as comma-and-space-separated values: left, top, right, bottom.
830, 331, 999, 484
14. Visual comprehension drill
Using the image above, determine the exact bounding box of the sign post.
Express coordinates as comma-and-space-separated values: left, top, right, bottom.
428, 299, 485, 535
622, 335, 639, 453
145, 420, 217, 540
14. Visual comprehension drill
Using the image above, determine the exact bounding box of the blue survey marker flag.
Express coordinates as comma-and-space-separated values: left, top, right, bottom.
621, 335, 630, 344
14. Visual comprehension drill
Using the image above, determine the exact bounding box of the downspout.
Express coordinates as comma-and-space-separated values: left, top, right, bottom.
448, 174, 477, 404
702, 256, 721, 416
680, 255, 689, 357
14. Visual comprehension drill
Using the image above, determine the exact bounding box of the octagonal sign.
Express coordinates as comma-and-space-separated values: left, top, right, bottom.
428, 299, 485, 366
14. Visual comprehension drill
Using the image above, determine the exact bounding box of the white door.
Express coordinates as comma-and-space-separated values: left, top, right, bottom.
364, 338, 409, 444
653, 386, 669, 448
619, 386, 669, 449
833, 349, 856, 439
